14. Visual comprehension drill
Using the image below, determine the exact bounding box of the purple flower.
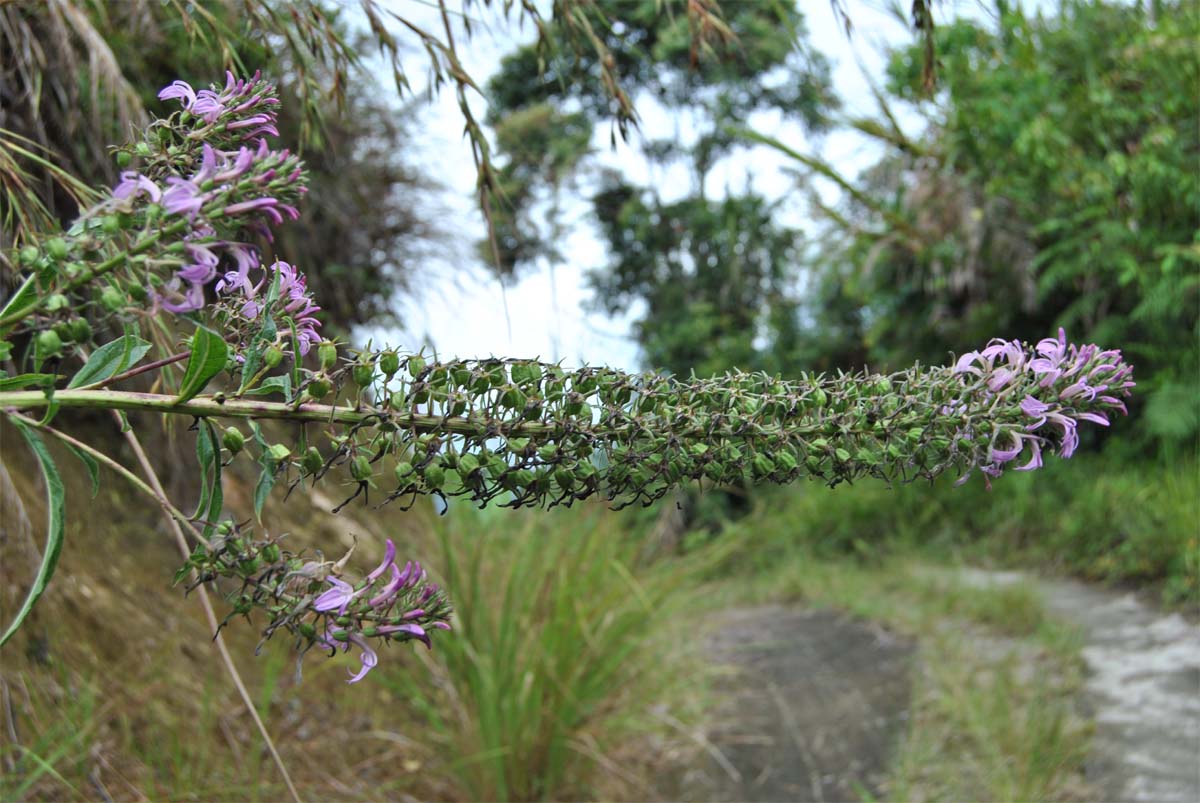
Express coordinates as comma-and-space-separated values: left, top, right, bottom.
314, 577, 362, 615
158, 72, 280, 141
344, 633, 379, 684
113, 172, 162, 203
158, 80, 197, 107
162, 177, 206, 219
377, 623, 431, 649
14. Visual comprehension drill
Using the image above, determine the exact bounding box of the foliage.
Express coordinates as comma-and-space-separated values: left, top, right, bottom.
714, 452, 1199, 608
791, 0, 1199, 447
485, 0, 835, 376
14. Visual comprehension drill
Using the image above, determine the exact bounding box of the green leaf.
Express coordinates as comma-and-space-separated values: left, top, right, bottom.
0, 373, 58, 391
1, 419, 66, 649
65, 444, 100, 497
237, 316, 277, 393
192, 420, 215, 520
0, 275, 39, 336
242, 374, 292, 398
199, 421, 223, 539
67, 335, 152, 389
175, 326, 228, 403
254, 463, 275, 522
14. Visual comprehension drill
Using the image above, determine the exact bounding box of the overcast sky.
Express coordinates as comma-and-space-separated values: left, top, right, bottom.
360, 1, 991, 371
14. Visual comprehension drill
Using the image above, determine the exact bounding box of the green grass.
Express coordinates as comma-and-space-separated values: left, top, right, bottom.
709, 452, 1199, 607
376, 506, 719, 801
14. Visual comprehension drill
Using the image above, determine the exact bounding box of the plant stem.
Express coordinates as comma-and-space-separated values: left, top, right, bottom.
0, 388, 834, 439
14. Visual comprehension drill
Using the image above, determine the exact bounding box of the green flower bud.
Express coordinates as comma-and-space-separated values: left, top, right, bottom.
408, 355, 426, 376
423, 465, 446, 490
222, 427, 245, 454
99, 286, 124, 312
317, 341, 338, 372
752, 454, 776, 477
352, 363, 375, 387
18, 245, 39, 265
301, 447, 324, 475
298, 622, 317, 639
811, 388, 828, 407
45, 293, 69, 312
394, 461, 415, 483
45, 238, 69, 260
306, 376, 332, 400
554, 467, 575, 491
261, 543, 281, 563
263, 345, 284, 369
35, 330, 63, 360
134, 142, 151, 158
456, 453, 481, 481
68, 318, 92, 343
379, 351, 401, 377
834, 448, 852, 462
267, 443, 291, 463
115, 150, 132, 169
351, 455, 373, 482
101, 215, 121, 235
127, 283, 148, 303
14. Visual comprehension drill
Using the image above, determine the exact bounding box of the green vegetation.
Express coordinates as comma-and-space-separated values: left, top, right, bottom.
718, 453, 1198, 607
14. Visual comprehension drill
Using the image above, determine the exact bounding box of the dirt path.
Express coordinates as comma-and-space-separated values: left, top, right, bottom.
958, 569, 1200, 803
680, 605, 916, 802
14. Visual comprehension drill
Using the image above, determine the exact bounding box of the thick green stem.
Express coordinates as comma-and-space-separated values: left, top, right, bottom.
0, 389, 559, 434
0, 388, 841, 440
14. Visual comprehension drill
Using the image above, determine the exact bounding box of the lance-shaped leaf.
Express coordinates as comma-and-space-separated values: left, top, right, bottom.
0, 419, 66, 648
68, 334, 152, 388
176, 326, 228, 403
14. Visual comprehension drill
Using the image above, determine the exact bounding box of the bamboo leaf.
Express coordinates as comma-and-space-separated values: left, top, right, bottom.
1, 419, 66, 649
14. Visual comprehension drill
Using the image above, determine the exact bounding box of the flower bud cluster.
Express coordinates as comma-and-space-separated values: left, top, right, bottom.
178, 529, 451, 684
275, 333, 1132, 513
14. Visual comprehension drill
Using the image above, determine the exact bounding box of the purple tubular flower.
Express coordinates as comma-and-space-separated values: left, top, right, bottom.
314, 577, 361, 615
377, 623, 431, 649
366, 539, 397, 583
344, 633, 379, 684
113, 172, 162, 203
216, 260, 322, 354
162, 177, 206, 218
158, 80, 197, 107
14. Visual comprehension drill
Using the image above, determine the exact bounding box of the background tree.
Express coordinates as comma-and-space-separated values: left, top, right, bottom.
485, 0, 836, 377
782, 0, 1199, 447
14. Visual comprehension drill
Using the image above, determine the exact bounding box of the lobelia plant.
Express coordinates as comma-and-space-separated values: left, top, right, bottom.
0, 74, 1134, 690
